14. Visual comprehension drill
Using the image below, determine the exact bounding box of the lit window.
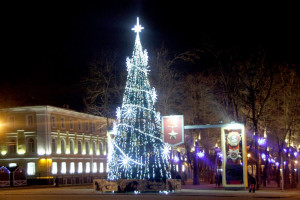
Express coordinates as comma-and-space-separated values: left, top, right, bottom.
52, 162, 57, 174
85, 162, 90, 173
26, 115, 34, 127
61, 162, 66, 174
92, 162, 97, 173
70, 162, 75, 174
27, 162, 35, 175
51, 116, 56, 128
99, 162, 104, 173
9, 163, 17, 167
61, 117, 65, 129
78, 162, 83, 173
182, 164, 185, 172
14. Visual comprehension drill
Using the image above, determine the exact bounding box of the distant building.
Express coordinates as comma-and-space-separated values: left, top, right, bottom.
0, 105, 112, 185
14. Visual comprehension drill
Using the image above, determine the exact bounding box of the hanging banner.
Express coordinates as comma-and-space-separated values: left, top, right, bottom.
162, 115, 184, 147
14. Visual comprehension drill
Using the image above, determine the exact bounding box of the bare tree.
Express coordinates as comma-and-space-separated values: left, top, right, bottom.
263, 64, 300, 188
182, 72, 225, 185
149, 46, 200, 116
208, 47, 274, 189
81, 50, 125, 128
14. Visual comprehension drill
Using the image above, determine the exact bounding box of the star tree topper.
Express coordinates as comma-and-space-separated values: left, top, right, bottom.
132, 17, 144, 33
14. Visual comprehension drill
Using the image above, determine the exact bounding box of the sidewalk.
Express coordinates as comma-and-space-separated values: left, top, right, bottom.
1, 180, 299, 198
180, 180, 300, 198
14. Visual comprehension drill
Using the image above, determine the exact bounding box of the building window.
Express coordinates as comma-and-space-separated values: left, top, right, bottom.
61, 162, 66, 174
85, 141, 90, 155
103, 143, 107, 155
85, 122, 89, 131
69, 118, 74, 130
92, 162, 97, 173
99, 142, 103, 155
61, 139, 66, 154
52, 162, 57, 174
26, 115, 34, 127
61, 117, 65, 129
70, 162, 75, 174
8, 116, 15, 128
9, 163, 17, 168
99, 162, 104, 173
77, 141, 82, 154
7, 138, 17, 154
51, 138, 57, 154
27, 138, 35, 153
70, 140, 74, 154
92, 141, 96, 155
51, 116, 56, 128
78, 120, 81, 131
92, 123, 96, 132
78, 162, 83, 173
27, 162, 35, 175
85, 162, 90, 173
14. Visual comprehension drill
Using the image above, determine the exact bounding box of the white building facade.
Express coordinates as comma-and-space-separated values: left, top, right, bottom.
0, 105, 110, 185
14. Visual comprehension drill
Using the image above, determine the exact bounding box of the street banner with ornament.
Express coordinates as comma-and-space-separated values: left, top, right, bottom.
162, 115, 184, 147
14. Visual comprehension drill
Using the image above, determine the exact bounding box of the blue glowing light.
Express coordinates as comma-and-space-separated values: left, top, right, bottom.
258, 138, 266, 146
173, 156, 179, 163
283, 148, 287, 153
197, 151, 205, 158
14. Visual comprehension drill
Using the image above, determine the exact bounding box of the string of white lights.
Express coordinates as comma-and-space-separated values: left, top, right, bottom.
122, 103, 155, 113
113, 141, 145, 166
117, 123, 163, 141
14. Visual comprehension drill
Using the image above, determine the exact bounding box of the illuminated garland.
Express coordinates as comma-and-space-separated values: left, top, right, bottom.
108, 17, 171, 181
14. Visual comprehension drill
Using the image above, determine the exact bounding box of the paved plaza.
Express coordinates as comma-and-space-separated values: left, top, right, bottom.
1, 182, 300, 200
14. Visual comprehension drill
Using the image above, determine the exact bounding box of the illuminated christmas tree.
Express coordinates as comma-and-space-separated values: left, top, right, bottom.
108, 18, 171, 181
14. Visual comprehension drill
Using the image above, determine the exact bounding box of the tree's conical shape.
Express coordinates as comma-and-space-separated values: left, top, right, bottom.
108, 18, 171, 181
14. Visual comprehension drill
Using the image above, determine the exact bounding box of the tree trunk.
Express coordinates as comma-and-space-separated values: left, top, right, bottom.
276, 166, 280, 187
193, 147, 200, 185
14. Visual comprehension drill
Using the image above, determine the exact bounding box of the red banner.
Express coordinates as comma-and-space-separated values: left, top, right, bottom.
162, 115, 184, 146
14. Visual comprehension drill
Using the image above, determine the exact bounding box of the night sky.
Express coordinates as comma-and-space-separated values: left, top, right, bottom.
2, 1, 299, 111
